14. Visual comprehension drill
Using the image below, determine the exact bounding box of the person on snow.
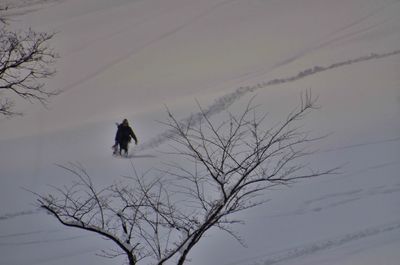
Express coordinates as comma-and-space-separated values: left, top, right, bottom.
113, 119, 138, 156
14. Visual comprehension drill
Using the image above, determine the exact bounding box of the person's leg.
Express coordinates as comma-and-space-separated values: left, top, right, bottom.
120, 142, 128, 156
119, 143, 124, 155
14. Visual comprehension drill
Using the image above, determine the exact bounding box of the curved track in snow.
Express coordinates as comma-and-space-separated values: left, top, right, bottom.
138, 49, 400, 151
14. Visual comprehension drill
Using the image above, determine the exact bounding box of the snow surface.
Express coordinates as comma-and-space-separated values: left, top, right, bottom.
1, 0, 400, 264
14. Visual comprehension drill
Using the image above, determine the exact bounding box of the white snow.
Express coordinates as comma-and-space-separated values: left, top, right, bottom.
1, 0, 399, 265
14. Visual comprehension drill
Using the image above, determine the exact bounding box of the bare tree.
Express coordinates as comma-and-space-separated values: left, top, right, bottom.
37, 163, 152, 265
0, 13, 58, 117
38, 92, 336, 265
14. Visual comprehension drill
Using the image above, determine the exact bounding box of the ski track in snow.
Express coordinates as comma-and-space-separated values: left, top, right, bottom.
258, 221, 400, 265
60, 0, 398, 96
135, 0, 400, 151
266, 181, 400, 218
0, 209, 40, 221
60, 0, 240, 93
0, 229, 59, 239
61, 0, 398, 91
0, 0, 63, 17
244, 0, 399, 80
138, 49, 400, 151
322, 136, 400, 153
0, 235, 89, 247
222, 220, 400, 265
0, 0, 59, 9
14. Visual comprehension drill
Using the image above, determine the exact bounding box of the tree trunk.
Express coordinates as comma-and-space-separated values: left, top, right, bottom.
128, 253, 136, 265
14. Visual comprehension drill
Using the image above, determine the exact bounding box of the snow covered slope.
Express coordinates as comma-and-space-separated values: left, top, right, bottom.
1, 0, 399, 265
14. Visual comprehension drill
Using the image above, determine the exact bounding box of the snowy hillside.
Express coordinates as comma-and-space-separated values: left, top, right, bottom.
1, 0, 399, 265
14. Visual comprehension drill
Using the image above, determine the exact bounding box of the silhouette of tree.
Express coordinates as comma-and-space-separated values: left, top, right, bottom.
0, 12, 58, 117
38, 92, 336, 265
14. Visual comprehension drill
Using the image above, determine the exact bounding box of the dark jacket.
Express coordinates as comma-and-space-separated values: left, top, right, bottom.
115, 124, 137, 144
